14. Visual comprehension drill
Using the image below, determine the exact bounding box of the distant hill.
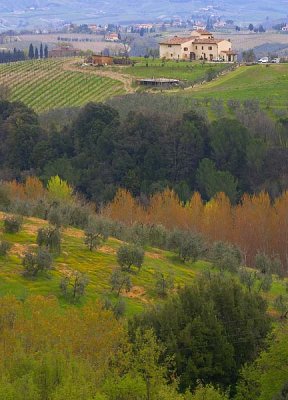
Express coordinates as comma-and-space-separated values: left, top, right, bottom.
0, 0, 287, 29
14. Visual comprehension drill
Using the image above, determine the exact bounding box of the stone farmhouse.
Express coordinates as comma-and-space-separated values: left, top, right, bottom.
159, 30, 237, 62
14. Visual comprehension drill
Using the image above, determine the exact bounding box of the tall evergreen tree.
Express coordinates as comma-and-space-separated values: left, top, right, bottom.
40, 43, 43, 59
28, 43, 34, 59
35, 47, 39, 59
44, 44, 49, 58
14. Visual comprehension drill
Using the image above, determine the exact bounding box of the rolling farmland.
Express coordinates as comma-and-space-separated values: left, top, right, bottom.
0, 58, 125, 113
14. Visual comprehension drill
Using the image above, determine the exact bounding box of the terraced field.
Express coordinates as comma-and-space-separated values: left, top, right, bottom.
0, 58, 125, 113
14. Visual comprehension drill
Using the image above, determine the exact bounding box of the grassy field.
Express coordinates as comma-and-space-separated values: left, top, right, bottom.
0, 58, 124, 113
185, 63, 288, 107
0, 212, 286, 317
118, 58, 229, 82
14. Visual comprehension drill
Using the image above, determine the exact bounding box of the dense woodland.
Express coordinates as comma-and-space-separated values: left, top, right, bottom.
0, 98, 288, 399
0, 99, 288, 204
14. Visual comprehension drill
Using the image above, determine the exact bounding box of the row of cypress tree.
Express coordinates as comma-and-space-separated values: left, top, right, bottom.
0, 48, 25, 63
28, 43, 49, 59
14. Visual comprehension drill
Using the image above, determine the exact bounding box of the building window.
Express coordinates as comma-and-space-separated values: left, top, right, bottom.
184, 47, 188, 51
195, 46, 198, 49
208, 46, 212, 50
168, 45, 172, 48
202, 46, 204, 50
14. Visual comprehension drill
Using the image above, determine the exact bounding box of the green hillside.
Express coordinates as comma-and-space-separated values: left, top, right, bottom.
185, 64, 288, 107
2, 58, 288, 114
0, 212, 286, 317
0, 212, 209, 316
118, 58, 229, 81
0, 58, 124, 113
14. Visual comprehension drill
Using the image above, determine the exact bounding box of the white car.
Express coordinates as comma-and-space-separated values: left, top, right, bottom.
258, 57, 269, 63
271, 58, 280, 64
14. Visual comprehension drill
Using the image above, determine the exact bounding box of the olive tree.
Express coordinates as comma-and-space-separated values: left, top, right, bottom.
110, 268, 132, 296
60, 270, 89, 302
117, 244, 145, 272
3, 215, 23, 234
155, 271, 174, 297
84, 217, 109, 251
37, 226, 61, 254
22, 248, 53, 276
209, 241, 242, 273
0, 241, 11, 256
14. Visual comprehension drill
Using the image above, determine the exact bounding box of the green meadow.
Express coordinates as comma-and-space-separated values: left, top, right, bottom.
117, 58, 229, 82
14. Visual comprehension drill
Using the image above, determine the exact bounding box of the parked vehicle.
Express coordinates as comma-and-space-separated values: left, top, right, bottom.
258, 57, 269, 63
271, 58, 280, 64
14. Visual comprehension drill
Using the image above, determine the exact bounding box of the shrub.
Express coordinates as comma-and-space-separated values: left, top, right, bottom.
9, 199, 32, 216
3, 215, 23, 234
255, 252, 272, 274
167, 230, 205, 263
178, 233, 205, 263
155, 271, 174, 297
117, 244, 145, 272
166, 229, 184, 252
60, 270, 89, 302
0, 184, 11, 209
84, 217, 109, 251
37, 226, 61, 254
22, 248, 53, 276
148, 224, 168, 248
238, 268, 257, 292
126, 223, 149, 246
209, 241, 242, 273
0, 241, 11, 256
103, 297, 127, 319
110, 268, 132, 296
69, 203, 92, 228
47, 207, 64, 228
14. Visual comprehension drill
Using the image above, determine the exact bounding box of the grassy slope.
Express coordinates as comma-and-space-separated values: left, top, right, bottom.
0, 213, 286, 317
118, 58, 228, 81
0, 59, 124, 113
0, 213, 209, 316
183, 64, 288, 107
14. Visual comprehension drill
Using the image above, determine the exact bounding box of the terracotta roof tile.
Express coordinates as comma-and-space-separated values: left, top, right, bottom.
160, 36, 195, 45
194, 38, 224, 44
196, 29, 212, 35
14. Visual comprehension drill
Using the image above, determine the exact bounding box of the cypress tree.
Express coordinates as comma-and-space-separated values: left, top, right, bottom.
40, 43, 43, 59
44, 44, 49, 58
28, 43, 34, 59
35, 47, 39, 59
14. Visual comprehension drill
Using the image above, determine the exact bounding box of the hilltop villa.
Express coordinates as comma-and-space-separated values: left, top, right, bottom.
159, 30, 237, 62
